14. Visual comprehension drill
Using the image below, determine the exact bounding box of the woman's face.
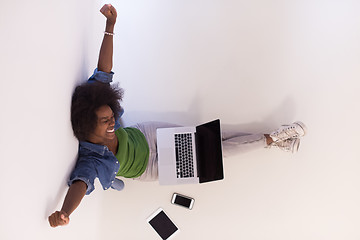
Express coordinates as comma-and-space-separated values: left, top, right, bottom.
88, 105, 116, 144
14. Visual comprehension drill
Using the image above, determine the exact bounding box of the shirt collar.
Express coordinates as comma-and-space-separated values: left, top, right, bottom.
79, 141, 108, 156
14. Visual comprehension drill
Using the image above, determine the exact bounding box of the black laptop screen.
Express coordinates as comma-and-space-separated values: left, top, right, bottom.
195, 119, 224, 183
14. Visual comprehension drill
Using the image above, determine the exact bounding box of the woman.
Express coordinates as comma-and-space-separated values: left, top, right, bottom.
48, 4, 307, 228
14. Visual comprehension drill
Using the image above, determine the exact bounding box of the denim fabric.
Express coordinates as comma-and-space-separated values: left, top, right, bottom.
88, 68, 114, 84
111, 178, 125, 191
68, 69, 124, 195
69, 141, 121, 195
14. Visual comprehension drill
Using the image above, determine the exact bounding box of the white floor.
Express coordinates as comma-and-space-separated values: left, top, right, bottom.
1, 1, 360, 239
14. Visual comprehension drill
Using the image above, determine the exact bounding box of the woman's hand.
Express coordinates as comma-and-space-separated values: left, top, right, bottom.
48, 210, 70, 228
97, 4, 117, 72
48, 181, 87, 228
100, 4, 117, 25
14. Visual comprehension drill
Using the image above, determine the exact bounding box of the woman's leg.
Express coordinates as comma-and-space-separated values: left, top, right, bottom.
131, 121, 306, 181
222, 120, 308, 156
221, 131, 268, 158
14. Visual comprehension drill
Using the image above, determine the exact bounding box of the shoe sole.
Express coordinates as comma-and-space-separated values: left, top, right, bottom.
291, 138, 301, 153
293, 121, 307, 137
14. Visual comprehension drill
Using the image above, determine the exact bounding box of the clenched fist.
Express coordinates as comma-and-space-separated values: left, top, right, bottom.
100, 4, 117, 25
48, 211, 70, 228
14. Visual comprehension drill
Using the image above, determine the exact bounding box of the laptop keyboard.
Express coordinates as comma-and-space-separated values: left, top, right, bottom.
174, 133, 195, 178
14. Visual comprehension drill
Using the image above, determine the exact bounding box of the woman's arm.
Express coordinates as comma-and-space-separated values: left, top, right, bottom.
48, 5, 118, 228
97, 4, 117, 73
48, 180, 87, 227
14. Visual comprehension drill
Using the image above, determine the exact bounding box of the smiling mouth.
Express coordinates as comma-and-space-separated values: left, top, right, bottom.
107, 128, 115, 133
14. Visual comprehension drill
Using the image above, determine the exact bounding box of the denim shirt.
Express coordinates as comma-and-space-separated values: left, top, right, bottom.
68, 69, 125, 195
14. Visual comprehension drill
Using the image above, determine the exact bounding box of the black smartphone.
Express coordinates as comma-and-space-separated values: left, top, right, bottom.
171, 193, 195, 210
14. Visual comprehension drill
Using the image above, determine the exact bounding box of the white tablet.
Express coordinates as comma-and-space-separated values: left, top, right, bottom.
147, 208, 180, 240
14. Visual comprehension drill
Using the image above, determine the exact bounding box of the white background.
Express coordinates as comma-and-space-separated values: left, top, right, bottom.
1, 0, 359, 239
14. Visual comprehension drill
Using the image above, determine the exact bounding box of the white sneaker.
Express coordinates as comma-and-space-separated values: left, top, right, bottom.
270, 121, 307, 142
269, 138, 300, 153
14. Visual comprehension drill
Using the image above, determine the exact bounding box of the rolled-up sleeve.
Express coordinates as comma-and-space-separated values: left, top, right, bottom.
87, 68, 114, 84
68, 157, 97, 195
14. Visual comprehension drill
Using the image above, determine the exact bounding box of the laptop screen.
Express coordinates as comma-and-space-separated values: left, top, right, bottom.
195, 119, 224, 183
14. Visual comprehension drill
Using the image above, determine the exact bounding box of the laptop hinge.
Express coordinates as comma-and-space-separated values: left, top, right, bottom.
194, 132, 200, 178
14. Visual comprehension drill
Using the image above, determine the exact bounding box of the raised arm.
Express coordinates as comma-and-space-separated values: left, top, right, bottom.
48, 180, 87, 227
48, 4, 118, 228
97, 4, 117, 73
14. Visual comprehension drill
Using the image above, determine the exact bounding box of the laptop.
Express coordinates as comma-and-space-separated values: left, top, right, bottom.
157, 119, 224, 185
